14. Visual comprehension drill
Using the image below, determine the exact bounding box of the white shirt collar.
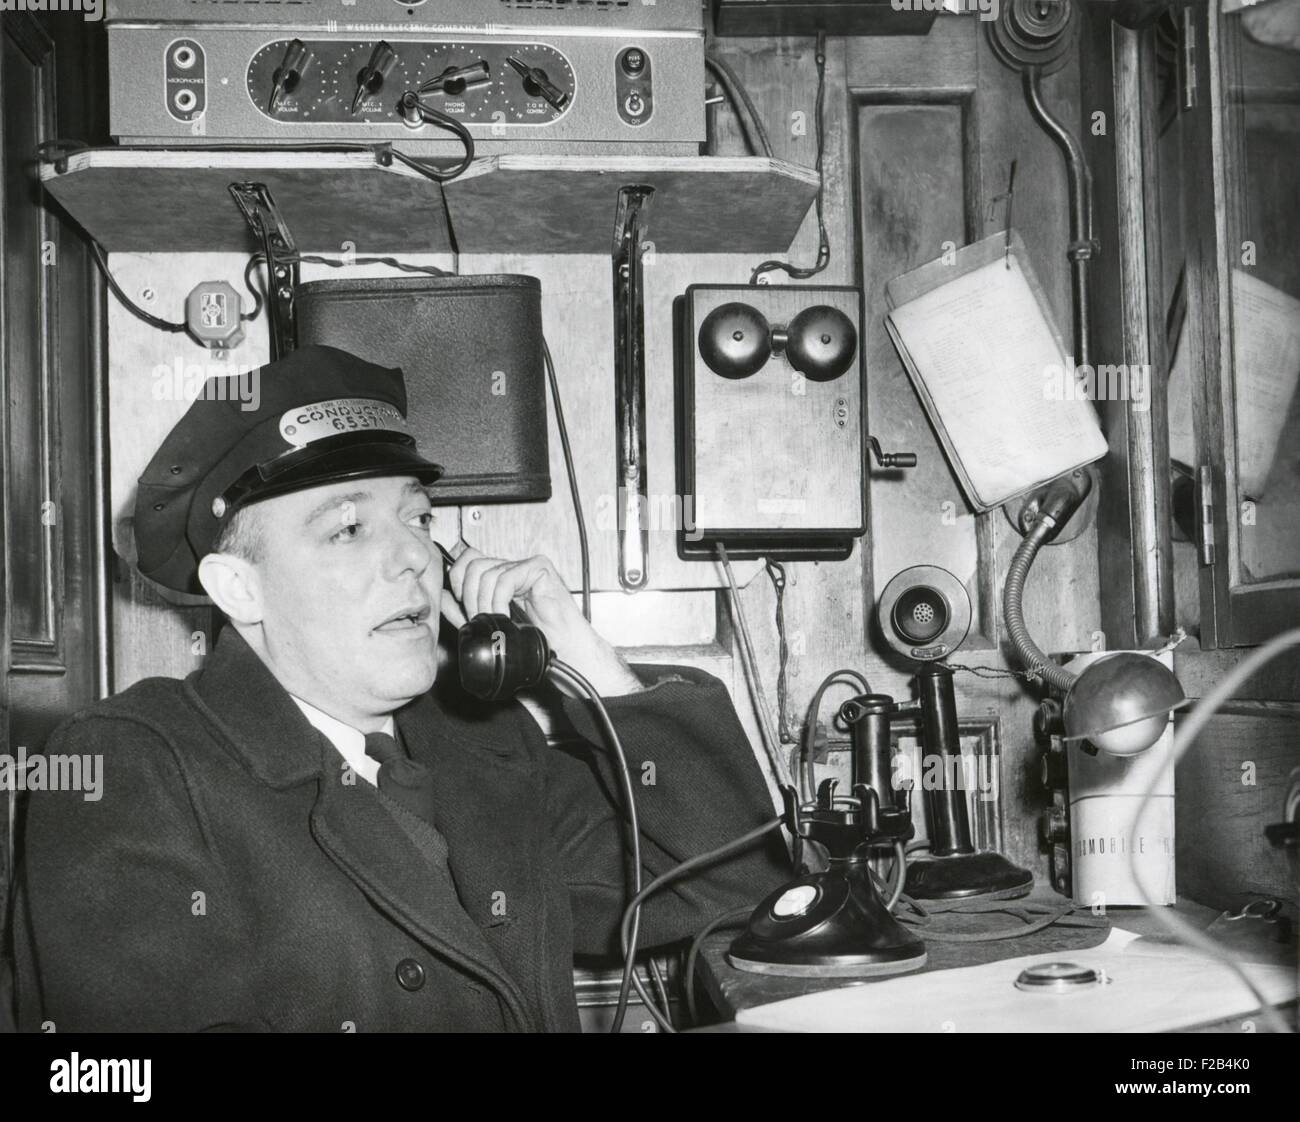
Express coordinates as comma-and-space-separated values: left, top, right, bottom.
289, 694, 394, 788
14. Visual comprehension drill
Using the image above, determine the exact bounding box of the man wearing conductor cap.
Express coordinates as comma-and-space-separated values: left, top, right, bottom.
13, 344, 786, 1033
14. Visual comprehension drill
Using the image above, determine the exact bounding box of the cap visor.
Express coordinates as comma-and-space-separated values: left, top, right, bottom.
237, 436, 444, 508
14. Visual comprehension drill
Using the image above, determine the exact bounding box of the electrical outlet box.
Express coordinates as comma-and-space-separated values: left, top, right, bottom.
185, 281, 244, 349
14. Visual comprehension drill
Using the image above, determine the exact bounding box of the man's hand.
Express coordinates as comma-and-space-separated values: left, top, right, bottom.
442, 547, 644, 697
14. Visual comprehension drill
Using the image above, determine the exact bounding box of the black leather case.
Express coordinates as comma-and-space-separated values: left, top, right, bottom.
296, 274, 551, 503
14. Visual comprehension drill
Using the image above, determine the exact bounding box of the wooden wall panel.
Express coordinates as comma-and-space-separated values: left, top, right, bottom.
858, 102, 979, 639
1175, 710, 1299, 910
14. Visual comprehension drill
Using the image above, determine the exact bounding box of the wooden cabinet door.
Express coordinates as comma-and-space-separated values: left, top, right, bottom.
1, 11, 106, 970
1180, 1, 1300, 648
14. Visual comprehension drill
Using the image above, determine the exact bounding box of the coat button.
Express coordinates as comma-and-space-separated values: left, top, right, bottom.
395, 959, 425, 991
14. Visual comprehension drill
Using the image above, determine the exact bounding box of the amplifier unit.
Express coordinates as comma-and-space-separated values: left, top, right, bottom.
675, 284, 866, 562
104, 0, 704, 155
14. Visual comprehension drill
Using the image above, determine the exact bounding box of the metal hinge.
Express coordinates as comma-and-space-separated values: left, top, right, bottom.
1198, 463, 1215, 567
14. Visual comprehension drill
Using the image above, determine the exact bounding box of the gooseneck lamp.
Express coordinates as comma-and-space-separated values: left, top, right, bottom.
1004, 470, 1188, 756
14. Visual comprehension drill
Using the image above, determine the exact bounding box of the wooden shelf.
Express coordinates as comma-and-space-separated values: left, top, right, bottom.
39, 148, 820, 255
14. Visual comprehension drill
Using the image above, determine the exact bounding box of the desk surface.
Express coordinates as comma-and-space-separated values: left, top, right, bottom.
697, 889, 1297, 1032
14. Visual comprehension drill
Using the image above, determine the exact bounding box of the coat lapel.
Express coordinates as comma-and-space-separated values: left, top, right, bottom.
184, 626, 538, 1028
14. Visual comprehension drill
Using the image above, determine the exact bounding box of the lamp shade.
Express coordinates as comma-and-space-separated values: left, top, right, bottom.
1062, 652, 1187, 756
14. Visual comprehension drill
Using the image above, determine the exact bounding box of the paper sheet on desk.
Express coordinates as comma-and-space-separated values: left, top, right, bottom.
734, 929, 1298, 1033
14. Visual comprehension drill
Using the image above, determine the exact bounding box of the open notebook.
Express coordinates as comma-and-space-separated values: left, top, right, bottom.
885, 230, 1108, 512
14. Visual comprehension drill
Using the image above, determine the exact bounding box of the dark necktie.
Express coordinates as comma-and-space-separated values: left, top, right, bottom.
364, 730, 438, 827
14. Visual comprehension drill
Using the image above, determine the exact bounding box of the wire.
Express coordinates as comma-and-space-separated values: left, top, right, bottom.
885, 838, 907, 910
716, 544, 794, 790
292, 252, 452, 278
545, 659, 656, 1034
701, 0, 772, 159
1129, 626, 1300, 1034
799, 669, 873, 804
395, 93, 476, 182
89, 242, 186, 333
245, 250, 451, 324
647, 957, 673, 1029
749, 32, 830, 285
764, 558, 794, 745
703, 54, 774, 159
684, 905, 754, 1027
942, 660, 1041, 682
618, 817, 784, 1036
241, 254, 265, 322
542, 338, 592, 622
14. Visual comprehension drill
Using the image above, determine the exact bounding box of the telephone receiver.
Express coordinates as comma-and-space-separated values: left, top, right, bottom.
434, 540, 552, 701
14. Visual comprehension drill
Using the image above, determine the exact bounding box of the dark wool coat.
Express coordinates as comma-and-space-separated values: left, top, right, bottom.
13, 626, 790, 1032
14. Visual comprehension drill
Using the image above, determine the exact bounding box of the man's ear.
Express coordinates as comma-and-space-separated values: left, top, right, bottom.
198, 552, 264, 625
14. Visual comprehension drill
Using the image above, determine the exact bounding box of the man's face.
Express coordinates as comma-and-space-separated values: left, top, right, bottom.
241, 475, 443, 724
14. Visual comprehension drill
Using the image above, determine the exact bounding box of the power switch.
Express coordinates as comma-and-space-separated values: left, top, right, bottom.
615, 46, 652, 127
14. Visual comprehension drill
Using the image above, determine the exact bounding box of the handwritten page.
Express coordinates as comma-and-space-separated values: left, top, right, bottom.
886, 235, 1108, 511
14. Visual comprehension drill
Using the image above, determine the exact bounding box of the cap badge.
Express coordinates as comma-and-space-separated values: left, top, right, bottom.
279, 398, 408, 448
211, 496, 227, 518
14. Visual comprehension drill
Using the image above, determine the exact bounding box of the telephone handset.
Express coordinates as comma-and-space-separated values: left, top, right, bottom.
433, 540, 551, 701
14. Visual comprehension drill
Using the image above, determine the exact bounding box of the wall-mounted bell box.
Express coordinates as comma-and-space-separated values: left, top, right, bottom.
674, 284, 866, 562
